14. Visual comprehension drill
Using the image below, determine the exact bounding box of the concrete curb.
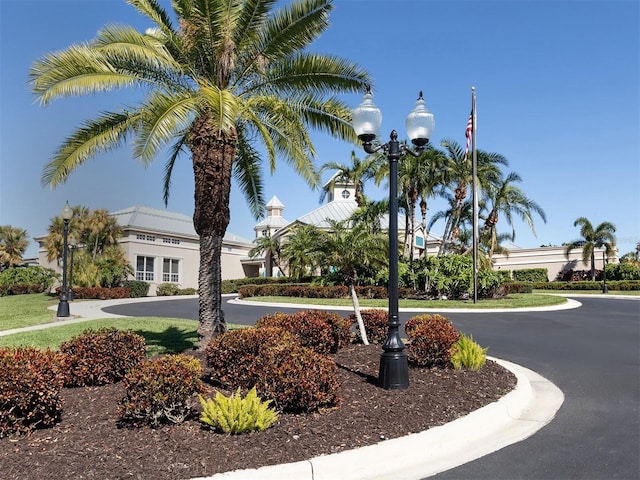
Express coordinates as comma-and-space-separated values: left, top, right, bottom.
229, 297, 583, 313
192, 358, 564, 480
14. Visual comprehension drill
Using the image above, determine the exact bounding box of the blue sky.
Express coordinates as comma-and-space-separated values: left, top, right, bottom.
1, 0, 638, 259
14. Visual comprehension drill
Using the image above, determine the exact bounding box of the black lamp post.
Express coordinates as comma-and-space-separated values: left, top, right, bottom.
352, 87, 435, 390
602, 250, 608, 294
56, 202, 73, 318
68, 237, 78, 301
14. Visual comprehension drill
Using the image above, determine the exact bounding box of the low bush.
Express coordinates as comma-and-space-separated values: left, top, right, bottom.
57, 286, 131, 299
156, 283, 180, 296
0, 347, 65, 437
0, 266, 59, 294
450, 334, 488, 371
121, 280, 149, 298
405, 314, 460, 368
512, 268, 549, 283
351, 309, 388, 344
199, 387, 279, 434
59, 327, 146, 387
256, 310, 351, 354
206, 328, 340, 413
118, 354, 207, 427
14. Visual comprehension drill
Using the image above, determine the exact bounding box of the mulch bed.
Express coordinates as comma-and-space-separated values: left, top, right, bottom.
1, 344, 516, 480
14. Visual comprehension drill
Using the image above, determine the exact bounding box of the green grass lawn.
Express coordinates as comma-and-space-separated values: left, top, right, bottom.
240, 293, 569, 309
0, 293, 58, 330
0, 293, 244, 356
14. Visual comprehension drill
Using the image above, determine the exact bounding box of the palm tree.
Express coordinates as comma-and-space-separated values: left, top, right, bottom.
30, 0, 370, 347
437, 140, 507, 255
349, 197, 388, 235
320, 151, 377, 206
85, 209, 122, 260
564, 217, 616, 280
0, 226, 29, 269
280, 223, 325, 279
319, 220, 388, 344
248, 234, 284, 277
482, 171, 547, 261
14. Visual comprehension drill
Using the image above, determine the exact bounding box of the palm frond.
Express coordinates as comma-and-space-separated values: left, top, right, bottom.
133, 90, 198, 162
30, 45, 138, 105
260, 0, 332, 60
162, 134, 188, 205
234, 130, 265, 219
42, 111, 140, 187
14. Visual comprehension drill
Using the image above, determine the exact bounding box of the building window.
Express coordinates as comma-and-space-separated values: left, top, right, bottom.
162, 258, 180, 283
136, 256, 155, 281
162, 237, 180, 245
136, 234, 156, 242
415, 236, 424, 247
341, 189, 350, 199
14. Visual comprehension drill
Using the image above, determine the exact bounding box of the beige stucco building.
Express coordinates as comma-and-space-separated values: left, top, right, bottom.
36, 180, 618, 294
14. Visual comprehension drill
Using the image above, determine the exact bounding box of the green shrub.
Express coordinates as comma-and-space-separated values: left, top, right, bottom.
60, 286, 131, 299
121, 280, 149, 298
199, 387, 279, 434
0, 347, 65, 437
450, 334, 488, 371
503, 282, 533, 294
0, 266, 59, 296
512, 268, 549, 282
156, 283, 180, 296
118, 354, 207, 427
351, 309, 388, 344
405, 314, 460, 368
256, 310, 351, 354
206, 328, 340, 413
178, 287, 197, 295
59, 327, 146, 387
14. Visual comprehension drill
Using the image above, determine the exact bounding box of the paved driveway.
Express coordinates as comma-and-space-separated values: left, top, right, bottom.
104, 296, 640, 479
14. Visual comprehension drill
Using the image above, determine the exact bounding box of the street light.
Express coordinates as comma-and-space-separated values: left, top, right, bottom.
602, 250, 608, 294
56, 201, 73, 317
68, 237, 78, 301
352, 86, 435, 389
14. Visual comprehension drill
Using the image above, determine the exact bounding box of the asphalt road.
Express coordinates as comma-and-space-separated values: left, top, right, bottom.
103, 296, 640, 479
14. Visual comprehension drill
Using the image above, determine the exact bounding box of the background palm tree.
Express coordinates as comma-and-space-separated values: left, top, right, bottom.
437, 140, 507, 255
30, 0, 370, 347
320, 151, 376, 207
248, 234, 284, 277
564, 217, 616, 280
280, 223, 325, 280
482, 171, 547, 261
0, 226, 29, 269
319, 219, 388, 345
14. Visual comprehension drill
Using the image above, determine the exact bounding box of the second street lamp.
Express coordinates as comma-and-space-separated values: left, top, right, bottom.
56, 201, 73, 317
352, 87, 435, 389
68, 237, 78, 301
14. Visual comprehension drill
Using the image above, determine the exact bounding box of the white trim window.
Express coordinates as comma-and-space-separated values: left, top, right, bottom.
136, 256, 155, 281
162, 258, 180, 283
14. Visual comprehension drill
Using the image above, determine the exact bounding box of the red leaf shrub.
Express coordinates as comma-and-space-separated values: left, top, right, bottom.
405, 314, 460, 368
206, 328, 340, 413
59, 327, 146, 387
256, 310, 352, 354
350, 309, 388, 344
118, 354, 207, 427
0, 347, 65, 437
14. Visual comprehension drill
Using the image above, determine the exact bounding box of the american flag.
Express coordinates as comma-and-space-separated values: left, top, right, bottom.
463, 111, 472, 162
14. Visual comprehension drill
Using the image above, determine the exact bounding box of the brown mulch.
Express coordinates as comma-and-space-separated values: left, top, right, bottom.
0, 345, 516, 480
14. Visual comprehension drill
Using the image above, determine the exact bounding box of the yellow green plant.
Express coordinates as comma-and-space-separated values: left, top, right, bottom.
450, 333, 488, 371
199, 387, 279, 434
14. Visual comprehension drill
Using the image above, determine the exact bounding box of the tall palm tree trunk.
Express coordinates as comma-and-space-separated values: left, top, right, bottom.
190, 118, 237, 349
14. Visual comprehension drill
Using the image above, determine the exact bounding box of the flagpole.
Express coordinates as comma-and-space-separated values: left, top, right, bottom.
471, 86, 478, 304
